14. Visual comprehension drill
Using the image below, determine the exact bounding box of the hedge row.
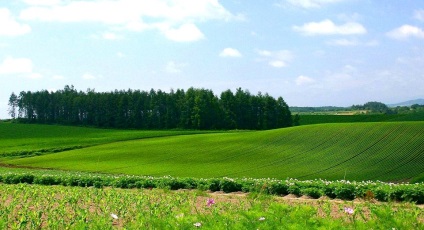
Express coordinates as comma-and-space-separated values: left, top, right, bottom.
1, 173, 423, 203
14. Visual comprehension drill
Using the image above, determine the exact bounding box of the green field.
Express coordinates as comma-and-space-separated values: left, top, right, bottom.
2, 122, 423, 181
296, 111, 424, 125
0, 122, 215, 156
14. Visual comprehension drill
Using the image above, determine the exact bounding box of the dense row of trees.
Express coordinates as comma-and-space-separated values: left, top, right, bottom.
8, 85, 292, 130
351, 101, 391, 113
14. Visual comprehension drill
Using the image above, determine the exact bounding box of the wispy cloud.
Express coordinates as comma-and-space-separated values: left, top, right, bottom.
82, 73, 100, 80
293, 19, 366, 36
160, 23, 204, 42
326, 38, 379, 47
256, 49, 292, 68
387, 25, 424, 40
0, 8, 31, 36
414, 9, 424, 22
165, 61, 187, 74
219, 48, 242, 58
279, 0, 345, 9
296, 75, 315, 85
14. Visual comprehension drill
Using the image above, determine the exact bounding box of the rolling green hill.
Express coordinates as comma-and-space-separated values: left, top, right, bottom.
2, 122, 423, 181
0, 122, 215, 156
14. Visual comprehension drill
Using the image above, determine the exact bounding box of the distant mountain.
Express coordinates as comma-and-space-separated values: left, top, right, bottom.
388, 99, 424, 107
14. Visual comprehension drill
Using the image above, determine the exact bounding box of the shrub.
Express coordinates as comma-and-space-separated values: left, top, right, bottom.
267, 181, 289, 196
401, 186, 424, 204
301, 187, 323, 199
207, 178, 221, 192
220, 178, 242, 193
334, 183, 355, 200
34, 175, 61, 185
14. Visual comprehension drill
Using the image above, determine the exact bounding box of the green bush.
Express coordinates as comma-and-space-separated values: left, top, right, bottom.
334, 183, 355, 200
220, 178, 242, 193
301, 187, 323, 199
207, 178, 221, 192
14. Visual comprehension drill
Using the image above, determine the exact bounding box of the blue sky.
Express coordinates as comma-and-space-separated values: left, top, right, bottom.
1, 0, 424, 118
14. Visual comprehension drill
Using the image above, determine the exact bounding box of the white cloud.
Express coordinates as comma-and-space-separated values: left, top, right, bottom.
0, 57, 43, 79
293, 19, 366, 36
82, 73, 98, 80
102, 32, 124, 40
414, 10, 424, 22
219, 48, 242, 58
23, 0, 60, 6
282, 0, 345, 8
0, 8, 31, 36
0, 57, 33, 74
19, 0, 237, 42
165, 61, 187, 73
27, 73, 43, 79
296, 75, 315, 85
161, 23, 204, 42
257, 49, 292, 68
387, 25, 424, 40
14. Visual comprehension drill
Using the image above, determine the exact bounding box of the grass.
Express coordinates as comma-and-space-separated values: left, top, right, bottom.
296, 110, 424, 125
3, 122, 424, 181
0, 122, 217, 157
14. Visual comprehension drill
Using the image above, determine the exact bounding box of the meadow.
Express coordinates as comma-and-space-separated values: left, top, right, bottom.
2, 122, 424, 182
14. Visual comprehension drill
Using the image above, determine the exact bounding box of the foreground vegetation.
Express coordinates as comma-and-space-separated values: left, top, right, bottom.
3, 122, 424, 181
1, 169, 424, 204
1, 182, 423, 229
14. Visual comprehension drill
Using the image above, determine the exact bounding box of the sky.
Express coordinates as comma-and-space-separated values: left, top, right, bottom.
1, 0, 424, 118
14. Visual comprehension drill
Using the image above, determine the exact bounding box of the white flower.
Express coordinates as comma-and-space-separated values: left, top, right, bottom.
111, 213, 118, 219
259, 217, 265, 221
194, 222, 202, 227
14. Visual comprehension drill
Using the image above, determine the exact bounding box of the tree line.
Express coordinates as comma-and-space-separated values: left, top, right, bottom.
8, 85, 292, 130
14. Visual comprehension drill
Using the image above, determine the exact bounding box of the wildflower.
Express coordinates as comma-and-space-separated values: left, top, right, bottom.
206, 198, 215, 207
111, 213, 118, 219
194, 222, 202, 227
344, 207, 354, 215
259, 217, 265, 221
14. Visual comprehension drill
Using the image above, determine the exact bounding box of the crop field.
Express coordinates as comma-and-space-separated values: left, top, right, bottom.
296, 111, 424, 125
2, 121, 424, 182
0, 122, 215, 157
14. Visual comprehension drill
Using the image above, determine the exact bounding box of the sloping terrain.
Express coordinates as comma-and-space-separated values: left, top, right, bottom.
3, 122, 424, 181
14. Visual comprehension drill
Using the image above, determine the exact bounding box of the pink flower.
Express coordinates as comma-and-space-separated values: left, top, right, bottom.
206, 198, 215, 207
344, 207, 354, 215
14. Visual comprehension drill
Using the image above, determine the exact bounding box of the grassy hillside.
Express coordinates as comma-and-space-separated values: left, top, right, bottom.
3, 122, 424, 181
0, 122, 215, 157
